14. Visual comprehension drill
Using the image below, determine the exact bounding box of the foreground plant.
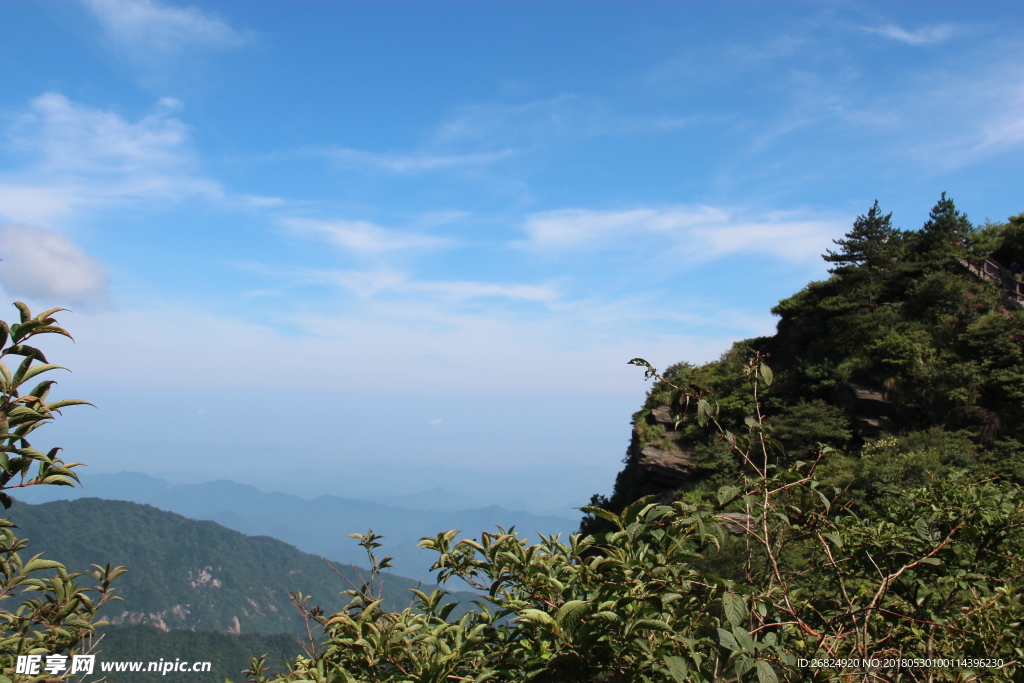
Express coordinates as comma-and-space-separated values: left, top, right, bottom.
253, 354, 1022, 683
0, 303, 125, 683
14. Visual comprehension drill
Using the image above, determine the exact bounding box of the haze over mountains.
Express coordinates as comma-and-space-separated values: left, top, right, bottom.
147, 462, 615, 517
14, 471, 581, 582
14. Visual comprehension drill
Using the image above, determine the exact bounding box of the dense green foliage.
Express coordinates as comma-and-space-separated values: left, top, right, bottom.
6, 497, 478, 635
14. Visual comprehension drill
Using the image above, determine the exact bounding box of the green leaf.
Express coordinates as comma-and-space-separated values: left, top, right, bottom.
34, 307, 69, 322
722, 592, 746, 629
437, 600, 458, 622
759, 363, 774, 387
44, 399, 94, 412
717, 485, 740, 507
19, 364, 68, 387
14, 301, 31, 324
735, 658, 755, 678
664, 656, 688, 683
554, 600, 591, 634
696, 399, 713, 427
632, 618, 672, 632
579, 505, 623, 530
715, 628, 739, 652
732, 626, 755, 653
3, 344, 47, 363
517, 609, 557, 629
24, 556, 64, 573
755, 660, 779, 683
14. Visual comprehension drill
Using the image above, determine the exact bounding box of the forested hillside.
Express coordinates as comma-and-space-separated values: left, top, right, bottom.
6, 498, 479, 634
583, 196, 1024, 536
13, 472, 577, 582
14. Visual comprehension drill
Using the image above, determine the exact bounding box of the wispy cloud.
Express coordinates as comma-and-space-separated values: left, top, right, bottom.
434, 94, 693, 149
283, 218, 454, 253
970, 78, 1024, 153
519, 206, 729, 250
0, 93, 223, 225
290, 268, 558, 303
860, 57, 1024, 170
82, 0, 249, 62
322, 147, 514, 173
517, 205, 843, 263
9, 93, 192, 177
860, 23, 955, 46
297, 96, 690, 180
0, 224, 109, 305
0, 185, 88, 227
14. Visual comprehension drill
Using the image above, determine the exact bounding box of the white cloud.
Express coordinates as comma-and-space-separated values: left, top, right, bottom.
323, 147, 514, 173
0, 185, 86, 226
433, 95, 693, 149
283, 218, 454, 253
0, 224, 109, 304
520, 206, 729, 250
861, 23, 955, 46
10, 93, 192, 177
296, 268, 558, 303
971, 79, 1024, 152
55, 299, 734, 399
82, 0, 248, 61
518, 205, 843, 263
0, 93, 223, 226
865, 59, 1024, 170
306, 96, 689, 179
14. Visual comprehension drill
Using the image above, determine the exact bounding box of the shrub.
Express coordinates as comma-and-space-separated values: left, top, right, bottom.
0, 303, 125, 683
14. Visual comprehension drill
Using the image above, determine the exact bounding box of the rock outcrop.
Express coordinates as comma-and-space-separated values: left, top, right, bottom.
637, 445, 697, 487
834, 383, 892, 438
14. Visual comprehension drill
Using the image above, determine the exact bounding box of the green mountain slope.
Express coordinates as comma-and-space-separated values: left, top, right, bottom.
584, 199, 1024, 534
6, 498, 480, 635
13, 472, 578, 582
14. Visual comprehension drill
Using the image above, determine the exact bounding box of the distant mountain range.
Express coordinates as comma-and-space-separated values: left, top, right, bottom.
8, 498, 480, 635
148, 462, 615, 518
13, 472, 580, 581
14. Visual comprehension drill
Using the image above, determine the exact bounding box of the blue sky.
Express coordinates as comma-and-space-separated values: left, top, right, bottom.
1, 1, 1023, 503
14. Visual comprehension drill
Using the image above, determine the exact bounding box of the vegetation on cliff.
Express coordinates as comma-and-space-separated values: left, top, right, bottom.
584, 196, 1024, 533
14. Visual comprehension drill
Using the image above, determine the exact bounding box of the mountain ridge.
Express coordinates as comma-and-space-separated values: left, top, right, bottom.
7, 497, 481, 635
13, 471, 579, 581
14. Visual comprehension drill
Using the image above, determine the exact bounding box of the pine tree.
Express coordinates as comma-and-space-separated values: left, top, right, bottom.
911, 191, 973, 260
823, 200, 898, 272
